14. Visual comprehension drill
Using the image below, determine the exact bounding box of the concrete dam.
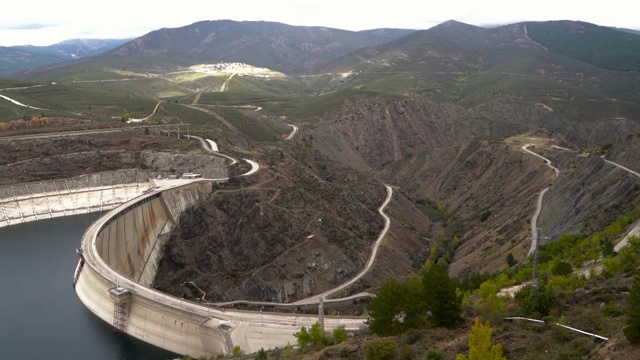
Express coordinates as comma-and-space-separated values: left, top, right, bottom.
74, 179, 367, 358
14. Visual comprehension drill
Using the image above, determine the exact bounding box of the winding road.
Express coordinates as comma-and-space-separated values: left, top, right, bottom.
522, 144, 559, 256
127, 100, 162, 123
202, 184, 394, 308
0, 94, 46, 110
285, 124, 298, 141
185, 135, 239, 166
293, 184, 393, 304
522, 144, 640, 256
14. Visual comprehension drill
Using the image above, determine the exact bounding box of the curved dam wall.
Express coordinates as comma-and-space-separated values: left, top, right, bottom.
75, 180, 231, 357
95, 182, 211, 286
75, 179, 367, 358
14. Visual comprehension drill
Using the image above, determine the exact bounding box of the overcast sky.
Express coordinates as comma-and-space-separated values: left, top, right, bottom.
1, 0, 638, 47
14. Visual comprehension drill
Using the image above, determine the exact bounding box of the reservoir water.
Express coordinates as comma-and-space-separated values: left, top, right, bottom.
0, 214, 179, 360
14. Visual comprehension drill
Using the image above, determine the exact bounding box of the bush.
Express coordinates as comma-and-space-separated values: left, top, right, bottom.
254, 348, 267, 360
294, 322, 329, 350
232, 345, 243, 357
366, 340, 396, 360
425, 348, 443, 360
333, 325, 348, 344
514, 284, 560, 317
399, 345, 414, 360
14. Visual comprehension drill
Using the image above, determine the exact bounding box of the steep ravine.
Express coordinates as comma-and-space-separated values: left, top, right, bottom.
154, 149, 393, 303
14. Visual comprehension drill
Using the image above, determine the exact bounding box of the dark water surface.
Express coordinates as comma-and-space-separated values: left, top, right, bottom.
0, 214, 179, 360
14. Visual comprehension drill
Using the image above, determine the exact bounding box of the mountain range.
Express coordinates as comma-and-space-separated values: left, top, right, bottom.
2, 18, 640, 359
0, 38, 131, 75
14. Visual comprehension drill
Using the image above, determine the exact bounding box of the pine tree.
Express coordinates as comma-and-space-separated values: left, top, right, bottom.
368, 278, 408, 336
423, 264, 463, 327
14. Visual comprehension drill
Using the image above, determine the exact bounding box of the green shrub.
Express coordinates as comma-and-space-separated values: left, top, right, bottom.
333, 325, 348, 344
425, 348, 443, 360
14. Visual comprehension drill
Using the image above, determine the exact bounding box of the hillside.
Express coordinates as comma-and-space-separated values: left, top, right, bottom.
154, 148, 421, 302
526, 20, 640, 71
0, 38, 129, 75
21, 20, 412, 78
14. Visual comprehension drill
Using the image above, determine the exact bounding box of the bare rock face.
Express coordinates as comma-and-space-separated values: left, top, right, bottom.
0, 133, 209, 185
537, 153, 640, 240
154, 149, 390, 302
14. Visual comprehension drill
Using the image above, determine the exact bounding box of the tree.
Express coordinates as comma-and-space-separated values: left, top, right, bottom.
121, 108, 130, 122
426, 349, 443, 360
254, 348, 267, 360
368, 278, 410, 336
456, 318, 506, 360
624, 274, 640, 343
423, 264, 463, 327
506, 253, 517, 268
514, 284, 559, 317
602, 238, 615, 258
551, 260, 572, 276
402, 276, 427, 329
477, 280, 505, 323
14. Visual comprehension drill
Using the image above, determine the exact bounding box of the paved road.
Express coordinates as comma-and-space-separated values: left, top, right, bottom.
528, 188, 550, 256
603, 158, 640, 251
523, 144, 560, 176
293, 184, 393, 305
0, 124, 190, 142
0, 94, 46, 110
185, 135, 238, 166
552, 146, 640, 251
202, 184, 393, 308
522, 144, 558, 256
604, 158, 640, 178
128, 100, 162, 123
240, 159, 260, 177
285, 124, 298, 141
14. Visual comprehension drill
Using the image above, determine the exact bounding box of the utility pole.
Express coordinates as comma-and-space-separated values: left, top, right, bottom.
531, 228, 540, 292
318, 297, 325, 331
531, 228, 549, 293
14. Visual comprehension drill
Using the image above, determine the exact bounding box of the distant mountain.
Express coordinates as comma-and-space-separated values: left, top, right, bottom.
525, 21, 640, 71
72, 20, 415, 75
0, 38, 131, 75
12, 19, 640, 125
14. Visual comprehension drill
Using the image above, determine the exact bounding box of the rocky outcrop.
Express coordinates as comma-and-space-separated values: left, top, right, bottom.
537, 152, 640, 240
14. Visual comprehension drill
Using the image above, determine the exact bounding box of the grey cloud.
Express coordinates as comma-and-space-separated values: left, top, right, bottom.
0, 22, 60, 30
